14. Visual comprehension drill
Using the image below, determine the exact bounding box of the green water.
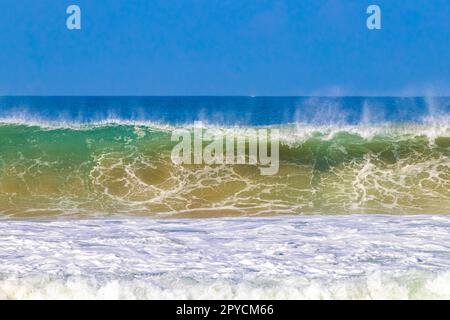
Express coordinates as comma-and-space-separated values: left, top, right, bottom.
0, 123, 448, 218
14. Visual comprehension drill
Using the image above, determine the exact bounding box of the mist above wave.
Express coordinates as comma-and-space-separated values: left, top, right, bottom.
0, 96, 448, 127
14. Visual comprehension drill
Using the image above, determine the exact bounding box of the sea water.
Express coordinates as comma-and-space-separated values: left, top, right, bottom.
0, 96, 449, 299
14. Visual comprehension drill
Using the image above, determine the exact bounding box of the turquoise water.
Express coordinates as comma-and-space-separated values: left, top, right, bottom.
0, 96, 449, 299
0, 96, 448, 217
0, 96, 448, 125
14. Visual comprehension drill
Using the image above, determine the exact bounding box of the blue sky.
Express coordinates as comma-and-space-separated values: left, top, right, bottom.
0, 0, 449, 95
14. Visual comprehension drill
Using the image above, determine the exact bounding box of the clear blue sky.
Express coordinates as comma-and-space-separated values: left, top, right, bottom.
0, 0, 449, 96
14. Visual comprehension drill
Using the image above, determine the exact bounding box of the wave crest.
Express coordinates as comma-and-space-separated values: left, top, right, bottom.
0, 123, 448, 217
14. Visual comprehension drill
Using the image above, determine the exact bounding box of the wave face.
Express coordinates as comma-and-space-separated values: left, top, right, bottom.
0, 122, 448, 217
1, 215, 450, 299
0, 96, 449, 217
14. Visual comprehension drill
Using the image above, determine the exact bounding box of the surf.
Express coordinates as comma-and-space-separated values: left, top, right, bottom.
0, 121, 448, 218
2, 215, 450, 299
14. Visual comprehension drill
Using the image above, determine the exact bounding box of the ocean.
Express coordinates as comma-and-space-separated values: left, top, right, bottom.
0, 96, 449, 299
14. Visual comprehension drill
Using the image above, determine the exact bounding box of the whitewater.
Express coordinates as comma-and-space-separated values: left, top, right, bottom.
1, 215, 450, 299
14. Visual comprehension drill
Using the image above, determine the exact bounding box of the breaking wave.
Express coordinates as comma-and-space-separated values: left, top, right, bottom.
0, 121, 448, 217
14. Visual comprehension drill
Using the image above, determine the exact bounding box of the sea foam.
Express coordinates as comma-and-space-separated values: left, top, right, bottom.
1, 215, 450, 299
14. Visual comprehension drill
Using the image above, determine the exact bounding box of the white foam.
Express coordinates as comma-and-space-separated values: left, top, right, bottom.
0, 113, 449, 142
1, 215, 450, 299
